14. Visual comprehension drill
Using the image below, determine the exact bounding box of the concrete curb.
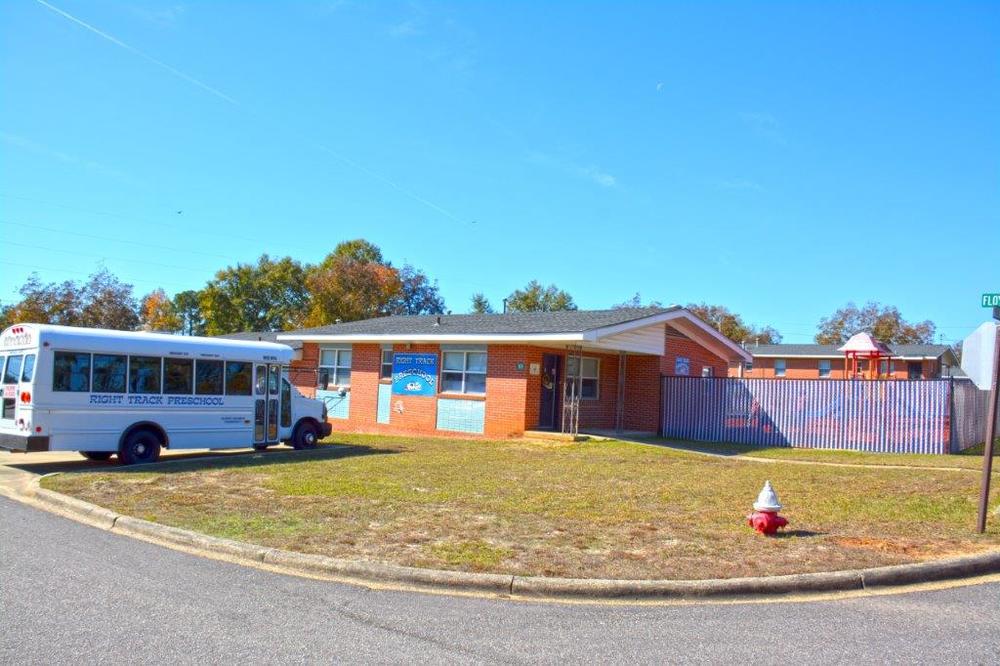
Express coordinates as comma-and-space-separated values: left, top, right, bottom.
18, 474, 1000, 601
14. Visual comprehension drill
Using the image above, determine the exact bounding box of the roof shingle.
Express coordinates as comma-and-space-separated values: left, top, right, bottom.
282, 307, 681, 337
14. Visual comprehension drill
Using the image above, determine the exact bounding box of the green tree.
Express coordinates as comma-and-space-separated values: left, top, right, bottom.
686, 303, 782, 345
328, 238, 385, 265
389, 264, 446, 315
3, 269, 141, 330
505, 280, 577, 312
3, 274, 83, 325
305, 254, 402, 325
612, 293, 663, 309
140, 288, 183, 332
470, 293, 494, 314
815, 302, 935, 345
200, 255, 309, 335
172, 289, 205, 336
78, 268, 140, 330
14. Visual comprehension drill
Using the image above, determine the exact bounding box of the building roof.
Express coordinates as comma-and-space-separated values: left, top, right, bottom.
216, 330, 302, 351
278, 307, 752, 362
747, 342, 958, 362
284, 307, 678, 337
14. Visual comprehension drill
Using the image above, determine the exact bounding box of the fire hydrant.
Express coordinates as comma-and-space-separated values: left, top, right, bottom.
747, 480, 788, 536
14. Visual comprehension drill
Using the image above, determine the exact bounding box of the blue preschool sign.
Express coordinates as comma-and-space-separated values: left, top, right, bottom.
391, 353, 438, 396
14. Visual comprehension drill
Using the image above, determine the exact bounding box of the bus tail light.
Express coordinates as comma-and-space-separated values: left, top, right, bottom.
20, 391, 31, 403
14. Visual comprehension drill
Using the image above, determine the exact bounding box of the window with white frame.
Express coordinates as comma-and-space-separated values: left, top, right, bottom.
380, 346, 394, 380
774, 359, 786, 377
441, 349, 487, 394
318, 348, 352, 389
818, 359, 831, 378
565, 356, 599, 399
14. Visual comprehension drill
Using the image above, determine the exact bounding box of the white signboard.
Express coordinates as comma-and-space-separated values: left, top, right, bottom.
961, 321, 999, 390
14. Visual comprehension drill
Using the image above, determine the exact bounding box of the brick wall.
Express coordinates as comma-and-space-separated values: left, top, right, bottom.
732, 356, 945, 379
290, 326, 729, 438
661, 332, 729, 377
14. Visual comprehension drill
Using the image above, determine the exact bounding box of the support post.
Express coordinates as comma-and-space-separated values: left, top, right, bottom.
976, 326, 1000, 534
615, 352, 626, 434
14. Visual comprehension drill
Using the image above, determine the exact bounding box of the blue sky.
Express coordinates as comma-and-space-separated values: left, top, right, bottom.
1, 1, 997, 343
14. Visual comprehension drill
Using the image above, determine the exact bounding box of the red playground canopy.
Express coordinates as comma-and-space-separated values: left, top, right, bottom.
838, 332, 893, 379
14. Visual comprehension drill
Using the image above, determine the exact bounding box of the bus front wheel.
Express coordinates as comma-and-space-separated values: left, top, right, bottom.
80, 451, 113, 462
119, 430, 162, 465
292, 422, 319, 450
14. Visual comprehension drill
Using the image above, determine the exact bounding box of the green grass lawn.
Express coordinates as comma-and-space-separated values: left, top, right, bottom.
43, 433, 1000, 580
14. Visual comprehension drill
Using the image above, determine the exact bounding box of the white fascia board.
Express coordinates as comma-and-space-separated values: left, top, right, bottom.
277, 332, 587, 344
621, 311, 751, 362
586, 308, 751, 361
751, 353, 941, 360
751, 353, 841, 359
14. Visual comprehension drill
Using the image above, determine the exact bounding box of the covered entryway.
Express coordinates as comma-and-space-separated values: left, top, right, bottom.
538, 353, 561, 430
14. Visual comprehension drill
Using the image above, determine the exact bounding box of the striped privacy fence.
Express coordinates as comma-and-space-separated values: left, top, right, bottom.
661, 377, 988, 454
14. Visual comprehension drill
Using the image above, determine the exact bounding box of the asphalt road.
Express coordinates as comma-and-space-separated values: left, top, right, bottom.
4, 499, 1000, 664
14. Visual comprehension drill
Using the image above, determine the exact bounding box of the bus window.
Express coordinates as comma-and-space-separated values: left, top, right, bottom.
195, 360, 224, 395
53, 352, 91, 392
1, 355, 19, 419
164, 358, 194, 394
255, 365, 267, 395
93, 354, 127, 393
268, 365, 279, 395
129, 356, 162, 394
280, 378, 292, 427
21, 354, 35, 382
3, 355, 22, 384
225, 362, 252, 396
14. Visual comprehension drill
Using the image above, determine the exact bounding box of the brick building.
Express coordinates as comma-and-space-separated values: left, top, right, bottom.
275, 307, 750, 438
731, 343, 962, 380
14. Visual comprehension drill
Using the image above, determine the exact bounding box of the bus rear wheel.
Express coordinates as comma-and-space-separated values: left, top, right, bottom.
80, 451, 114, 462
292, 422, 319, 450
119, 430, 162, 465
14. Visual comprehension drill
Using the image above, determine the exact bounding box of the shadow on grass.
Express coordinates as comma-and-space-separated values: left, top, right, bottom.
633, 437, 780, 458
640, 436, 1000, 460
6, 441, 398, 478
954, 439, 1000, 457
773, 529, 826, 539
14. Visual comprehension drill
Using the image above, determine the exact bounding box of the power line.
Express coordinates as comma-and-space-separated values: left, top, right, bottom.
32, 0, 472, 227
5, 239, 216, 274
2, 260, 195, 291
0, 193, 334, 257
0, 218, 235, 261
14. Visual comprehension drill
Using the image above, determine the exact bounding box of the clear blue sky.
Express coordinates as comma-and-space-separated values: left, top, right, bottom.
1, 1, 997, 343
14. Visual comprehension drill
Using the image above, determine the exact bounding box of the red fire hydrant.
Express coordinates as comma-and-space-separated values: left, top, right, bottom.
747, 480, 788, 536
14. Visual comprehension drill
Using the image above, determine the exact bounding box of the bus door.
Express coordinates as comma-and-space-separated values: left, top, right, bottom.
254, 364, 282, 445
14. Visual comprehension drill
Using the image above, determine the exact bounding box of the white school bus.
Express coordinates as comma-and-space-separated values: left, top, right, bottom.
0, 324, 331, 464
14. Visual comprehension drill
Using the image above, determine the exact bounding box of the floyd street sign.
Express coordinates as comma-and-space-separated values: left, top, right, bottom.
983, 293, 1000, 307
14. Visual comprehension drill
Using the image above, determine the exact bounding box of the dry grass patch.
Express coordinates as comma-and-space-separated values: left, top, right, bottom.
43, 434, 1000, 580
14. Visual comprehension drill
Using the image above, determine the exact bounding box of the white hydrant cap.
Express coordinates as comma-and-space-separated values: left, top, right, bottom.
752, 480, 782, 512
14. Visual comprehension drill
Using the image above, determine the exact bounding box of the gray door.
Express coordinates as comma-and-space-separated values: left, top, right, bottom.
254, 363, 281, 444
538, 354, 561, 430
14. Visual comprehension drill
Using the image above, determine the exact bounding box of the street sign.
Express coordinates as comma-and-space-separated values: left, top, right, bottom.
982, 293, 1000, 307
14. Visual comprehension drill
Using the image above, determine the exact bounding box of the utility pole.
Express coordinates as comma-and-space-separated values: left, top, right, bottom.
976, 313, 1000, 533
